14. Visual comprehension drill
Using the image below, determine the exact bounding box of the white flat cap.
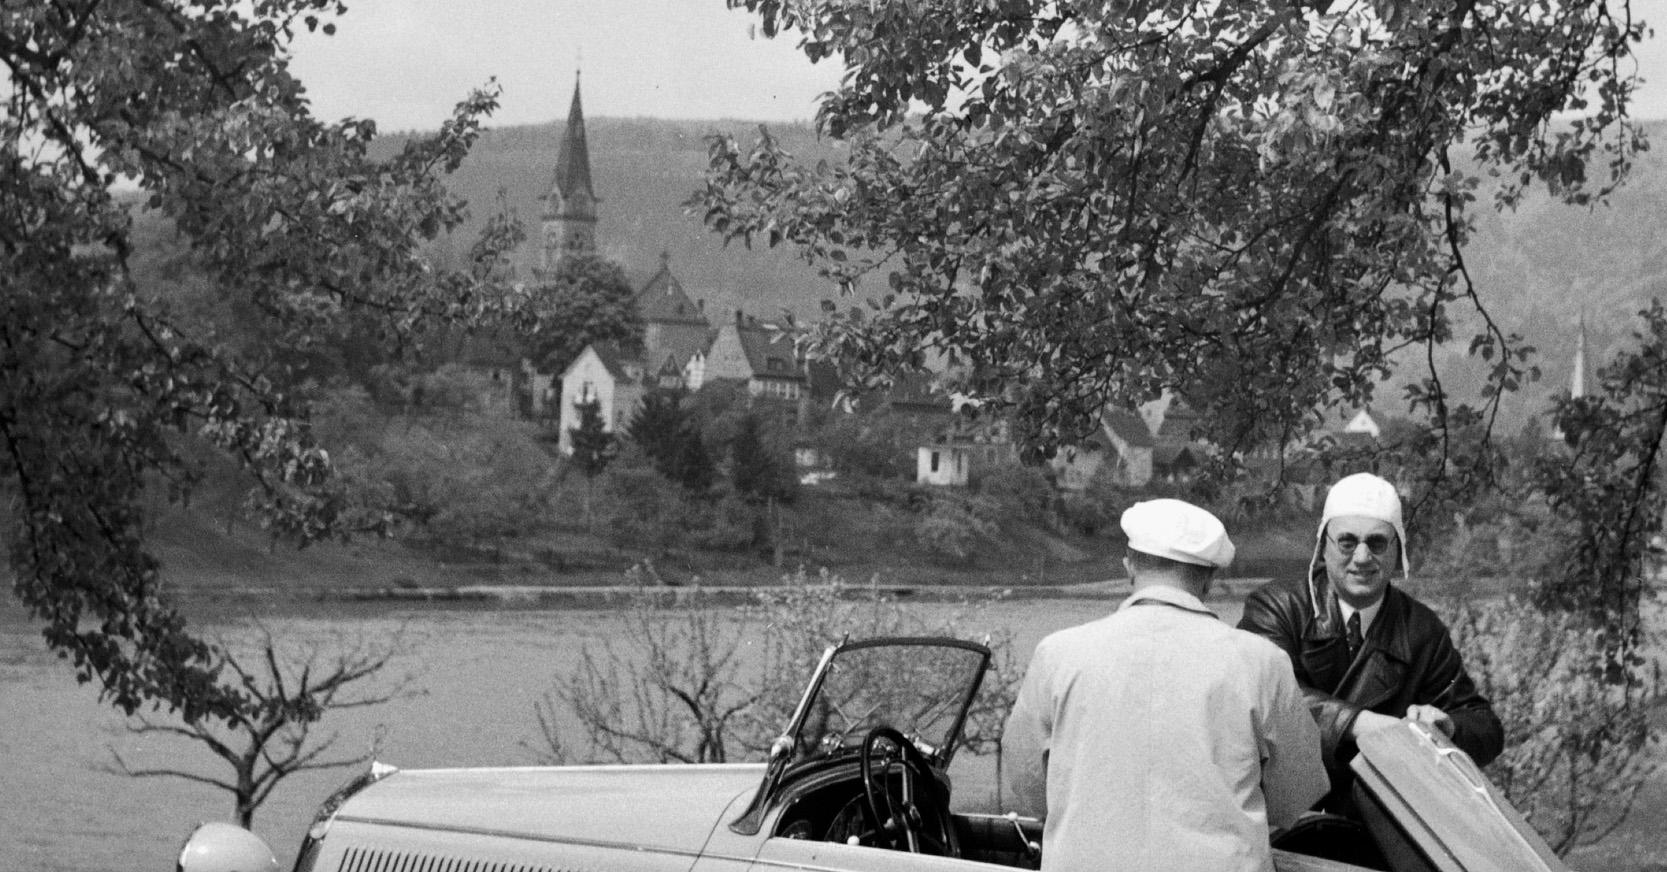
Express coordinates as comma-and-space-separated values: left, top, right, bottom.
1120, 498, 1235, 569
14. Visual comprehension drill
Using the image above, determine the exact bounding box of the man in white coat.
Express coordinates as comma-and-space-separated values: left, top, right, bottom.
1003, 498, 1328, 872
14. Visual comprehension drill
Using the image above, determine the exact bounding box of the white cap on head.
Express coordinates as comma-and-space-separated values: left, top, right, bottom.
1121, 498, 1235, 569
1317, 472, 1410, 577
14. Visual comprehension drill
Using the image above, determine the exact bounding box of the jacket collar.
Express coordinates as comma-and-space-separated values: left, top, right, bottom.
1121, 584, 1217, 618
1306, 562, 1344, 631
1303, 572, 1416, 665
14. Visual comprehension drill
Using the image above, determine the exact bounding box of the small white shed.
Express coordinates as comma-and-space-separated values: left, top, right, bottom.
916, 444, 971, 487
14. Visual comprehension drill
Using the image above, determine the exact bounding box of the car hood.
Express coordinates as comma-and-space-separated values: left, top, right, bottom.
335, 763, 765, 852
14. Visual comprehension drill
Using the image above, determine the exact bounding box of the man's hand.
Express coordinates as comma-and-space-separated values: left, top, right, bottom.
1404, 704, 1455, 737
1348, 710, 1402, 739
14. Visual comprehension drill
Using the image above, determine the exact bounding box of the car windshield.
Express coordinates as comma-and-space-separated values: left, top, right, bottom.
789, 638, 989, 766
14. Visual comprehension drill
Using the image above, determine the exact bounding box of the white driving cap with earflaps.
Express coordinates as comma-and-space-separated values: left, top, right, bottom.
1120, 498, 1235, 569
1317, 472, 1410, 577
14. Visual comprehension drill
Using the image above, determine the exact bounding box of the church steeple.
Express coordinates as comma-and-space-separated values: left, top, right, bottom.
537, 72, 598, 278
1571, 311, 1589, 399
1552, 310, 1592, 447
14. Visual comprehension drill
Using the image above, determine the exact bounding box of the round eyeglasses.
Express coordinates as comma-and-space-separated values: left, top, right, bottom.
1327, 532, 1393, 556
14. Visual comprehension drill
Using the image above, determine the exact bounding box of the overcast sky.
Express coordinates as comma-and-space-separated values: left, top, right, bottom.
289, 0, 1667, 130
288, 0, 840, 128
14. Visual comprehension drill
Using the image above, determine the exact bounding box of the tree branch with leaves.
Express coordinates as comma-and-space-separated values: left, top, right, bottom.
2, 0, 518, 724
698, 0, 1646, 481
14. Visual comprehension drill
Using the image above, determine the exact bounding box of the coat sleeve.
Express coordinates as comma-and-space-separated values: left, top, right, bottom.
1258, 648, 1331, 828
1001, 644, 1053, 818
1237, 586, 1363, 768
1417, 625, 1504, 767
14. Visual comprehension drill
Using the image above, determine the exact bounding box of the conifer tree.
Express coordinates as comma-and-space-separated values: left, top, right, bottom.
568, 398, 618, 526
627, 390, 716, 493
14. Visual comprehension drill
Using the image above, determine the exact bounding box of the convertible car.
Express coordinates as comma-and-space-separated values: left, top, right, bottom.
178, 636, 1569, 872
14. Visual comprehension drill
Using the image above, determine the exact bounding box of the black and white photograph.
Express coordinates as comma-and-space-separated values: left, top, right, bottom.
4, 1, 1667, 870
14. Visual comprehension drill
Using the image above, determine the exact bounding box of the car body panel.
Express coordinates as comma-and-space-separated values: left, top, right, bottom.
752, 837, 1002, 871
318, 817, 698, 872
334, 764, 763, 854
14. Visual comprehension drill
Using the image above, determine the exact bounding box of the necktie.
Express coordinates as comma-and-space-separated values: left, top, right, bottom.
1346, 612, 1364, 659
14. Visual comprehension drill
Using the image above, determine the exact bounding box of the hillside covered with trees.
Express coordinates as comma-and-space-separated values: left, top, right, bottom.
409, 114, 1667, 430
409, 117, 846, 326
120, 114, 1667, 595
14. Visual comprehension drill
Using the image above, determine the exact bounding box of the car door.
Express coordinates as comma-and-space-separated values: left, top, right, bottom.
1351, 721, 1569, 872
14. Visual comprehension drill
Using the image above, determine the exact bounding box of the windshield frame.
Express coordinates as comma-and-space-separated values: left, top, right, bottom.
729, 636, 992, 836
783, 636, 992, 769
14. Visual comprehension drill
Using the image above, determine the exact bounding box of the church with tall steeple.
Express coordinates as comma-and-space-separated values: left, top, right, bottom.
535, 73, 598, 279
522, 72, 810, 447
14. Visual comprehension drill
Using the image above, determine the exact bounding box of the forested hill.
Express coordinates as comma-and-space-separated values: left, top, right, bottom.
1442, 129, 1667, 412
405, 117, 844, 325
410, 116, 1667, 422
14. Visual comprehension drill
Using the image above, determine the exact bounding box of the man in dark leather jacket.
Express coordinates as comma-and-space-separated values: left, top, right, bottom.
1237, 473, 1503, 810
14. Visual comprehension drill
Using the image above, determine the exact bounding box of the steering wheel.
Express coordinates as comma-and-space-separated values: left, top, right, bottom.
859, 726, 957, 856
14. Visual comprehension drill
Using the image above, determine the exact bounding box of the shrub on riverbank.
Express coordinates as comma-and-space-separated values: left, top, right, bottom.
528, 565, 1021, 765
1450, 600, 1663, 854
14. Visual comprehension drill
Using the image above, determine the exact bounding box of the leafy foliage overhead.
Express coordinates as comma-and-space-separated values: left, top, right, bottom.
700, 0, 1649, 464
1, 1, 514, 722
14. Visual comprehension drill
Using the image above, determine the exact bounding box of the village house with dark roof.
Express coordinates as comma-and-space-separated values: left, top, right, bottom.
1140, 394, 1207, 481
556, 342, 650, 453
552, 254, 727, 449
699, 311, 809, 410
875, 370, 956, 425
633, 252, 714, 387
1051, 408, 1157, 489
914, 394, 1016, 487
556, 300, 820, 452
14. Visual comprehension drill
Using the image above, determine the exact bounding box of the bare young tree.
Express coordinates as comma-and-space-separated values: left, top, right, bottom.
530, 565, 1021, 768
531, 564, 761, 764
107, 626, 417, 828
1450, 601, 1663, 855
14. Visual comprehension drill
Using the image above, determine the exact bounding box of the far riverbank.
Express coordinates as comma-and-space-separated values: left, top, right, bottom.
169, 574, 1278, 607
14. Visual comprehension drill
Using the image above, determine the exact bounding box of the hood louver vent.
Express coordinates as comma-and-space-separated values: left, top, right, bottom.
336, 846, 577, 872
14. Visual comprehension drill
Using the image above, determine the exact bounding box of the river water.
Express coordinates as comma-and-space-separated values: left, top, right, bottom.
1, 593, 1171, 872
